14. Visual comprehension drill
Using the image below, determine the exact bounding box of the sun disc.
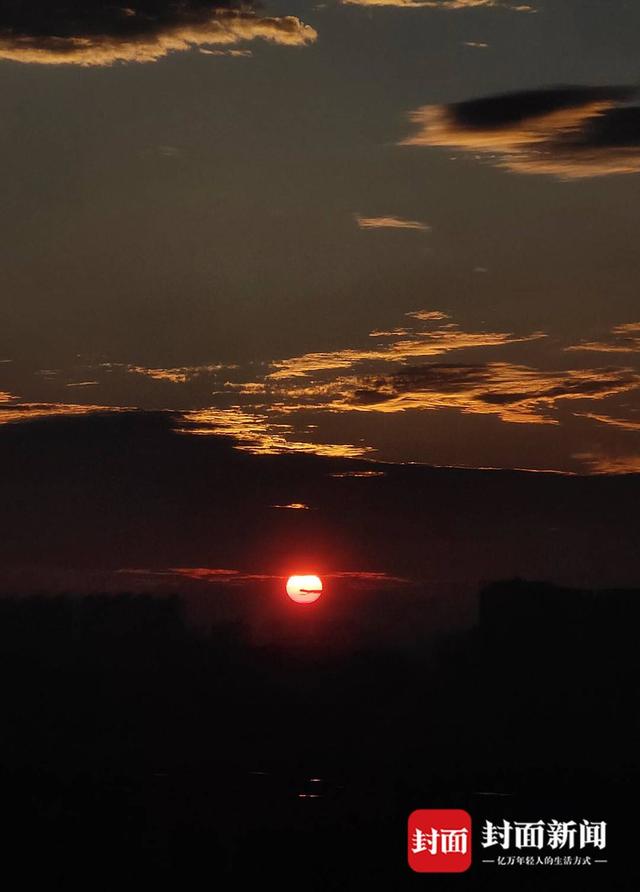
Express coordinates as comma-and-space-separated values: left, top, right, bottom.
286, 574, 323, 604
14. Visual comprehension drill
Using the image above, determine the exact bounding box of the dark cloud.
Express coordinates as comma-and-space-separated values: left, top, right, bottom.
292, 362, 640, 424
402, 85, 640, 178
0, 1, 317, 65
0, 402, 131, 424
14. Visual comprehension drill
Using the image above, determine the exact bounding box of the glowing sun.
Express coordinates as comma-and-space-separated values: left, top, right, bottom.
286, 575, 323, 604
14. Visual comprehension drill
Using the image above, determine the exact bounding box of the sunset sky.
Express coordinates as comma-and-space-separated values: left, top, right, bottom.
2, 0, 640, 474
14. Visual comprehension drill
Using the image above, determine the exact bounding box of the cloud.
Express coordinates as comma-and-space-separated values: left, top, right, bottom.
576, 412, 640, 432
128, 363, 235, 383
199, 47, 253, 57
329, 470, 387, 477
266, 313, 545, 380
119, 567, 277, 585
176, 406, 373, 457
406, 309, 450, 322
0, 402, 131, 424
355, 214, 430, 232
119, 566, 409, 586
574, 452, 640, 475
342, 0, 531, 10
272, 363, 640, 425
566, 322, 640, 353
270, 502, 311, 510
0, 2, 317, 66
401, 85, 640, 178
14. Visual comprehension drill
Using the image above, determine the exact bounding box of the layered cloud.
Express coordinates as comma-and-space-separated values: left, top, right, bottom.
176, 406, 373, 457
0, 402, 130, 424
355, 214, 430, 232
0, 1, 317, 66
119, 566, 409, 587
266, 312, 545, 380
193, 310, 640, 430
401, 85, 640, 178
4, 307, 640, 467
574, 452, 640, 475
269, 363, 640, 425
127, 363, 235, 383
342, 0, 531, 10
566, 322, 640, 354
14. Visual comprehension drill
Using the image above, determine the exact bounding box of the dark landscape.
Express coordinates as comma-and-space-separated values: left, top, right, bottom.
0, 414, 637, 888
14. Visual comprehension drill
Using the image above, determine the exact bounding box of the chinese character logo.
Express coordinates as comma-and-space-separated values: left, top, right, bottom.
408, 809, 472, 873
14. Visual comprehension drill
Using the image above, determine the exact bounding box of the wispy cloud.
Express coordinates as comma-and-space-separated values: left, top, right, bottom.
119, 567, 276, 585
187, 310, 640, 432
574, 452, 640, 475
119, 566, 409, 586
199, 48, 253, 57
0, 403, 131, 424
0, 2, 317, 66
566, 322, 640, 353
406, 310, 450, 322
329, 470, 387, 478
343, 0, 531, 10
401, 85, 640, 178
128, 363, 235, 384
272, 363, 640, 425
355, 214, 430, 232
266, 313, 545, 380
576, 412, 640, 432
176, 407, 373, 458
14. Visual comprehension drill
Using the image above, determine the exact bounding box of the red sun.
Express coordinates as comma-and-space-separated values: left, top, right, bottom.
286, 575, 323, 604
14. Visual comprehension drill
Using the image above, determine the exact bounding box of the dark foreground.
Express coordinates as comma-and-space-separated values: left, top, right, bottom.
0, 582, 637, 890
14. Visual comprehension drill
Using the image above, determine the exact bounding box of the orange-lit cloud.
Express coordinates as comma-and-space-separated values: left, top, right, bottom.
270, 502, 311, 509
402, 85, 640, 178
574, 452, 640, 475
355, 214, 430, 232
343, 0, 531, 10
0, 402, 132, 424
128, 363, 235, 383
177, 406, 373, 457
199, 48, 253, 57
577, 412, 640, 432
566, 322, 640, 353
329, 470, 387, 478
406, 309, 450, 322
193, 310, 640, 435
271, 363, 640, 425
0, 3, 317, 66
267, 315, 545, 380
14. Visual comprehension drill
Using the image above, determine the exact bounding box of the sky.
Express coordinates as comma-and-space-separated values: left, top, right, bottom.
2, 0, 640, 474
2, 412, 639, 638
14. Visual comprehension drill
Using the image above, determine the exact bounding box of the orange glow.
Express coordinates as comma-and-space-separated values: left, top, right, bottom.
286, 575, 323, 604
